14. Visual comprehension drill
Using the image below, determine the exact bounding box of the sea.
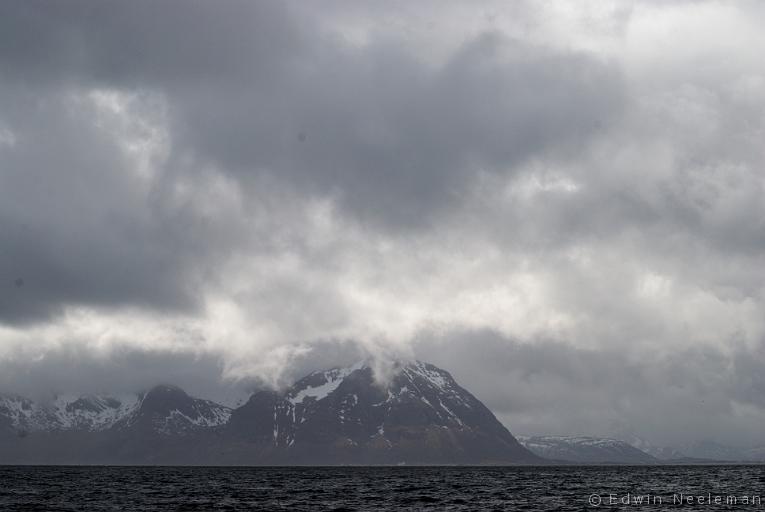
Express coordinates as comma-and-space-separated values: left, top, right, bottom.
1, 465, 763, 511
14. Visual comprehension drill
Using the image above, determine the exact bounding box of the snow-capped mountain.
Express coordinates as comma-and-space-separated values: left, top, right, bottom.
517, 435, 657, 463
0, 361, 537, 464
225, 360, 538, 464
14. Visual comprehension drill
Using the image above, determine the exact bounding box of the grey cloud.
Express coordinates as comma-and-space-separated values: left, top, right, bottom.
173, 32, 623, 228
0, 0, 299, 87
416, 329, 765, 447
0, 0, 624, 324
0, 86, 228, 324
1, 0, 625, 227
1, 0, 764, 449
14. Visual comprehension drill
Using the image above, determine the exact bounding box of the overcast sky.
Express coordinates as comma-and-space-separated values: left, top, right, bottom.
1, 0, 764, 447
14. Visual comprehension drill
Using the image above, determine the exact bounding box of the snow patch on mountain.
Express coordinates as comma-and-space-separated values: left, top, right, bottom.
287, 361, 366, 404
160, 406, 231, 431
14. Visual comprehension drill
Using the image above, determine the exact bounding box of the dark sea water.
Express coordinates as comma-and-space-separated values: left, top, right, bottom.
1, 465, 764, 511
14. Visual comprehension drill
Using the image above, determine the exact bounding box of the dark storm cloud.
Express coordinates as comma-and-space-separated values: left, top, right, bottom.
1, 0, 625, 225
0, 0, 623, 324
0, 85, 233, 324
0, 0, 300, 323
0, 0, 299, 87
173, 33, 623, 227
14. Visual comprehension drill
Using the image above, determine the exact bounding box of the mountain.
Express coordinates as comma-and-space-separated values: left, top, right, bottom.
608, 431, 685, 460
0, 392, 140, 433
224, 360, 539, 464
120, 384, 231, 435
0, 386, 230, 437
517, 435, 658, 463
0, 361, 539, 465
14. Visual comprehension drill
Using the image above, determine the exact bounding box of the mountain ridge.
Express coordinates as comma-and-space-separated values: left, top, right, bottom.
0, 360, 540, 465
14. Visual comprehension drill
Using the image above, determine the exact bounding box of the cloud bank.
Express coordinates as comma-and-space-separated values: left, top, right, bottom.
1, 0, 764, 446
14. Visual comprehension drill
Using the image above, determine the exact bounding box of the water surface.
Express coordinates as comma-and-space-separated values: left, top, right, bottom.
1, 465, 763, 511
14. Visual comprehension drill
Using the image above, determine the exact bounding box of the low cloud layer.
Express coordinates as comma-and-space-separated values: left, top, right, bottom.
1, 0, 764, 447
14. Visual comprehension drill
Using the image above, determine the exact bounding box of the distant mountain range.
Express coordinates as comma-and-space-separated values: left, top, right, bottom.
4, 361, 763, 465
517, 435, 765, 464
0, 361, 540, 465
0, 388, 231, 434
517, 435, 658, 464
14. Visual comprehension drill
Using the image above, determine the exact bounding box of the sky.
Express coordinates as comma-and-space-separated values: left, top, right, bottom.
1, 0, 765, 448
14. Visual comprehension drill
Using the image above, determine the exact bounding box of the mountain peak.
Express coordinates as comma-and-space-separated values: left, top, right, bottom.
226, 359, 540, 464
129, 385, 231, 435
